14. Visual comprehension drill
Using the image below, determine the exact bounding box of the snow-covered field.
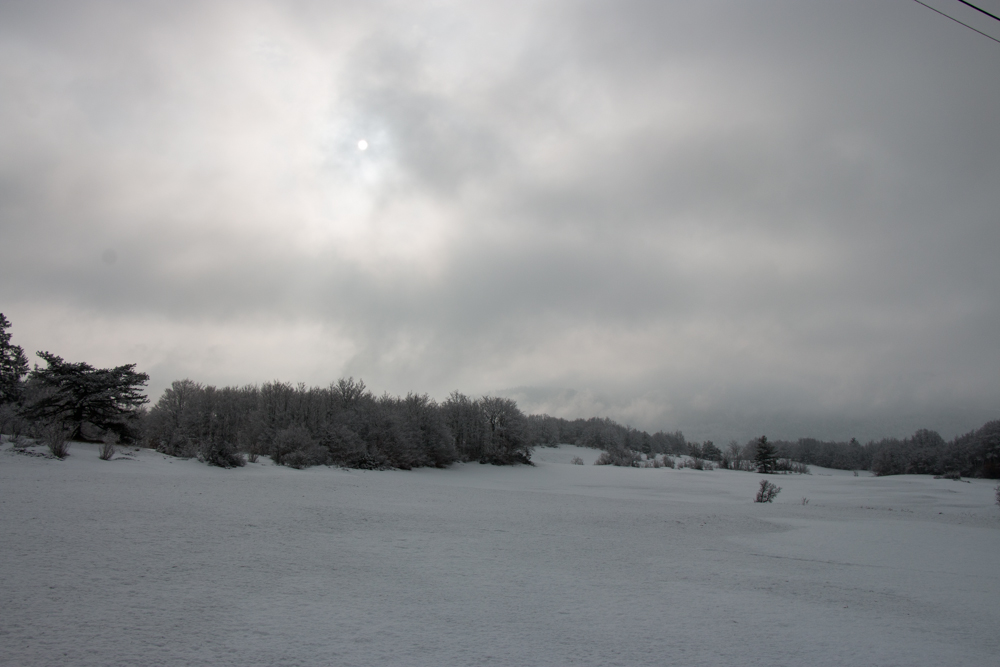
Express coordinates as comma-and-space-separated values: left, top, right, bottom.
2, 442, 998, 667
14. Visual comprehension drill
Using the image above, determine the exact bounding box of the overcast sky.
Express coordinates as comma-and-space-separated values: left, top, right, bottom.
2, 0, 998, 442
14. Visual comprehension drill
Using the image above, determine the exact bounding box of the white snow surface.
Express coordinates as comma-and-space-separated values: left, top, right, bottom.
2, 442, 998, 667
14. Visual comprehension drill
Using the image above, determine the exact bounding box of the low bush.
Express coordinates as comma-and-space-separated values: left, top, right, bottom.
158, 433, 196, 458
98, 441, 116, 460
772, 458, 810, 474
720, 457, 757, 471
480, 450, 532, 466
199, 439, 245, 468
272, 425, 324, 467
995, 485, 999, 507
570, 456, 584, 465
99, 433, 117, 461
595, 447, 641, 467
355, 449, 391, 470
681, 457, 714, 470
282, 449, 311, 469
283, 447, 328, 469
44, 422, 71, 459
754, 479, 781, 503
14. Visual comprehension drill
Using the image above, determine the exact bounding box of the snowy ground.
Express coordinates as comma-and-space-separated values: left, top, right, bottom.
2, 441, 998, 667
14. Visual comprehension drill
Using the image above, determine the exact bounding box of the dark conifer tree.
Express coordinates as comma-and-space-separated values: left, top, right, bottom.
22, 351, 149, 442
0, 313, 29, 405
754, 435, 778, 474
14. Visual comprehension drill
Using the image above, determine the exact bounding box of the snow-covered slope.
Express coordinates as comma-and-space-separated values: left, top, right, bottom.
2, 442, 997, 666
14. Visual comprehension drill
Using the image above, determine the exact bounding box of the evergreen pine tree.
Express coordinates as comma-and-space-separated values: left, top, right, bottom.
754, 435, 778, 474
22, 351, 149, 442
0, 313, 29, 405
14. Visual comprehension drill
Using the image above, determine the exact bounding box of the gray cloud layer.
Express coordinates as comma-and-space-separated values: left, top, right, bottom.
2, 1, 999, 441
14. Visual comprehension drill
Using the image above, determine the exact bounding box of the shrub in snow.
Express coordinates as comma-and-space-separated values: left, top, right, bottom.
354, 449, 391, 470
661, 455, 675, 468
571, 456, 584, 465
481, 449, 533, 466
682, 457, 713, 470
271, 425, 323, 468
168, 435, 197, 458
99, 433, 117, 461
595, 447, 641, 467
199, 439, 245, 469
43, 422, 70, 459
995, 485, 999, 507
283, 448, 319, 469
774, 458, 811, 474
754, 479, 781, 503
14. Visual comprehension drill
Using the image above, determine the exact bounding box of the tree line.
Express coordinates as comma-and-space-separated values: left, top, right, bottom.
751, 428, 998, 478
1, 313, 998, 477
514, 411, 1000, 478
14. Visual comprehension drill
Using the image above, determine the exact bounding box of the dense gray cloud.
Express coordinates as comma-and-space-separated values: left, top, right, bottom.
1, 0, 999, 441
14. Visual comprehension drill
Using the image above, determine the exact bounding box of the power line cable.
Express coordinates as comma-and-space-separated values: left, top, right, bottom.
911, 0, 1000, 44
955, 0, 1000, 23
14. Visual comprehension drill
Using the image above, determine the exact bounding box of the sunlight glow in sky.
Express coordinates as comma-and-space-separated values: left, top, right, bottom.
1, 1, 998, 441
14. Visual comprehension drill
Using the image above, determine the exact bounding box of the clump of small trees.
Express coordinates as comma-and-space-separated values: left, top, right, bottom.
868, 426, 1000, 478
143, 379, 533, 470
765, 427, 1000, 479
